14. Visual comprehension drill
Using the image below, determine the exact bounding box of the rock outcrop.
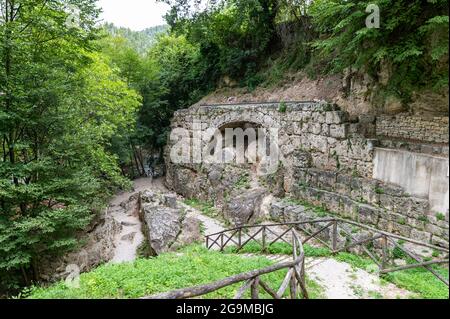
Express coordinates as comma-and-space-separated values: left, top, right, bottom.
224, 188, 268, 226
140, 190, 202, 255
38, 212, 122, 282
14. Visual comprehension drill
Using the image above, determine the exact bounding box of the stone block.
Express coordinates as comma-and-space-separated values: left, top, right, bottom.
357, 204, 380, 225
431, 236, 449, 249
330, 124, 349, 139
270, 201, 287, 221
326, 111, 349, 124
410, 228, 432, 243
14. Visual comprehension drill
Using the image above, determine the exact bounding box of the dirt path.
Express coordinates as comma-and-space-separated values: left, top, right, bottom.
305, 257, 413, 299
109, 177, 166, 263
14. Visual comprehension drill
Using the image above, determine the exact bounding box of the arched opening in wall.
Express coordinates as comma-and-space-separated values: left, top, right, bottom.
205, 121, 275, 175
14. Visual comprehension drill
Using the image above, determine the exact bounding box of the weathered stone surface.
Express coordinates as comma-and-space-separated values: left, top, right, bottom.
410, 228, 432, 244
357, 204, 380, 226
171, 217, 203, 250
141, 190, 162, 205
224, 189, 268, 226
142, 205, 183, 255
165, 102, 449, 247
270, 201, 288, 222
326, 111, 348, 124
291, 150, 312, 168
330, 124, 349, 139
164, 194, 178, 209
376, 113, 449, 144
38, 213, 121, 282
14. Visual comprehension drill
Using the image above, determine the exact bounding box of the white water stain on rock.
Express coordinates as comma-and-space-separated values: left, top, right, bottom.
108, 177, 158, 264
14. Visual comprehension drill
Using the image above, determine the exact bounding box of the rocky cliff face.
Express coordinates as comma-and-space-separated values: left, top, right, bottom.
38, 212, 122, 283
197, 71, 449, 117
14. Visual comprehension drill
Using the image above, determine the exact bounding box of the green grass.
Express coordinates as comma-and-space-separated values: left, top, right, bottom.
383, 267, 449, 299
183, 199, 220, 219
224, 241, 331, 258
24, 245, 323, 299
235, 174, 251, 190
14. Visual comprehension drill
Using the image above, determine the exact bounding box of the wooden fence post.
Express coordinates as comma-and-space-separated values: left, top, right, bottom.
238, 229, 242, 249
381, 235, 388, 270
251, 276, 260, 299
332, 220, 338, 252
262, 226, 267, 252
289, 270, 297, 299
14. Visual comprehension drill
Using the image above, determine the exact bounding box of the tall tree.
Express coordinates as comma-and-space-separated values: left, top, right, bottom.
0, 0, 140, 294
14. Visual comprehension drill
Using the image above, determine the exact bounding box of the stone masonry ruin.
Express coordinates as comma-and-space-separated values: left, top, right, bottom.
165, 102, 449, 248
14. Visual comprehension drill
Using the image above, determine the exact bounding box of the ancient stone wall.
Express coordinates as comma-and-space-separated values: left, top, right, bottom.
373, 148, 449, 213
165, 102, 449, 247
290, 168, 449, 248
376, 114, 449, 144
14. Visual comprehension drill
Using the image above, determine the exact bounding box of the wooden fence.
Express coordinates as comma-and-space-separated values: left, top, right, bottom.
144, 217, 448, 299
145, 228, 309, 299
205, 218, 449, 286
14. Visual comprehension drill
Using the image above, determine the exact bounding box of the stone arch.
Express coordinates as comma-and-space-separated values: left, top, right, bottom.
207, 109, 281, 132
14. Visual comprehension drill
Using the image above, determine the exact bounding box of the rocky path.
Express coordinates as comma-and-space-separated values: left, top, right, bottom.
108, 178, 156, 263
181, 204, 226, 236
305, 257, 413, 299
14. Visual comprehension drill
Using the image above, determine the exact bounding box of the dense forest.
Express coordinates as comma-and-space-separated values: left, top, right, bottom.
0, 0, 448, 295
103, 23, 168, 55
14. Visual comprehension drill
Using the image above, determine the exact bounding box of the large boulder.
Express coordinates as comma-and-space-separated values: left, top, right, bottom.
171, 217, 203, 250
141, 193, 203, 255
142, 205, 183, 255
224, 188, 268, 226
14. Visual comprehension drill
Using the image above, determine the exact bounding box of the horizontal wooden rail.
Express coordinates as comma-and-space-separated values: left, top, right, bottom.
144, 228, 307, 300
146, 216, 448, 299
143, 258, 301, 299
205, 217, 449, 287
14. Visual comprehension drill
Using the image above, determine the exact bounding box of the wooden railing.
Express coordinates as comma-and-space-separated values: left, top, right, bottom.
144, 217, 448, 299
205, 218, 449, 286
145, 228, 308, 299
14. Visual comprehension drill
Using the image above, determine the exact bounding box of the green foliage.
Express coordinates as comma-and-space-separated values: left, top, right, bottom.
278, 102, 287, 113
25, 245, 318, 299
0, 0, 140, 294
103, 23, 168, 55
165, 0, 281, 87
309, 0, 449, 102
235, 173, 251, 190
183, 198, 220, 219
224, 241, 332, 258
418, 215, 429, 223
383, 267, 449, 299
